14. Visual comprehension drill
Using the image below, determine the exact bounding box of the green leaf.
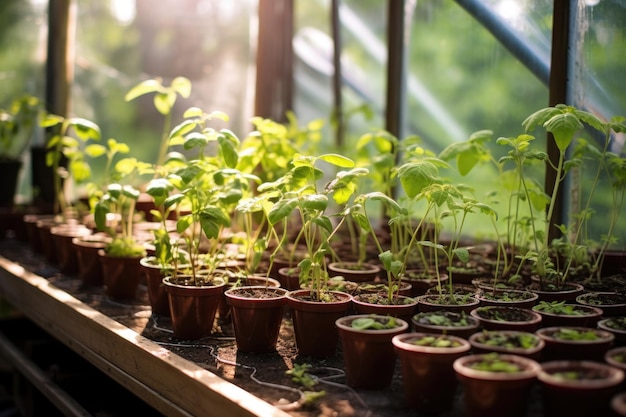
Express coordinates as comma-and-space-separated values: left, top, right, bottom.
184, 132, 209, 150
84, 144, 106, 158
453, 247, 470, 263
301, 194, 328, 212
169, 119, 197, 139
312, 216, 333, 234
125, 79, 162, 101
268, 198, 298, 225
543, 112, 583, 152
121, 185, 141, 200
146, 178, 173, 199
164, 193, 184, 210
377, 250, 394, 271
199, 206, 231, 239
176, 214, 193, 234
397, 161, 439, 199
69, 118, 101, 140
522, 106, 562, 133
183, 107, 204, 118
318, 153, 355, 168
351, 317, 376, 330
218, 130, 239, 168
171, 76, 192, 98
40, 113, 64, 128
154, 92, 176, 115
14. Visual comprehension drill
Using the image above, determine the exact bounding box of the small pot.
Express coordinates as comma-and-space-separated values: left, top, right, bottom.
335, 314, 409, 389
72, 233, 110, 287
417, 293, 480, 314
50, 223, 92, 274
536, 326, 615, 362
225, 286, 288, 353
401, 271, 448, 297
606, 346, 626, 373
538, 360, 624, 417
469, 330, 544, 360
470, 306, 542, 332
612, 391, 626, 417
163, 274, 226, 340
475, 289, 538, 309
598, 317, 626, 346
411, 310, 480, 339
453, 353, 540, 417
392, 332, 471, 413
327, 261, 381, 283
355, 280, 412, 297
286, 289, 353, 357
218, 274, 281, 322
532, 302, 604, 328
526, 281, 585, 302
277, 267, 301, 291
352, 293, 418, 323
576, 292, 626, 317
99, 249, 144, 300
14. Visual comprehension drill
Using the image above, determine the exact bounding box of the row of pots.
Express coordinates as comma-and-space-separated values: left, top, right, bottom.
19, 214, 626, 416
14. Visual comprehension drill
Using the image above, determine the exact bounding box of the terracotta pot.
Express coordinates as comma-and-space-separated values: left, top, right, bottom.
538, 360, 624, 417
475, 289, 538, 309
98, 250, 144, 300
50, 223, 92, 274
277, 267, 301, 291
453, 353, 540, 417
352, 293, 417, 323
355, 280, 412, 297
225, 286, 288, 352
392, 332, 471, 413
576, 292, 626, 317
468, 330, 545, 360
448, 268, 485, 285
23, 213, 55, 253
411, 309, 480, 339
327, 261, 381, 283
417, 293, 480, 314
598, 317, 626, 346
72, 233, 110, 287
470, 306, 542, 332
472, 276, 526, 291
163, 274, 226, 340
536, 326, 615, 362
532, 302, 604, 328
605, 346, 626, 373
218, 274, 281, 322
36, 217, 62, 264
612, 391, 626, 416
526, 281, 584, 302
424, 282, 480, 297
335, 314, 409, 389
286, 289, 353, 358
139, 256, 173, 316
269, 250, 307, 281
401, 271, 448, 297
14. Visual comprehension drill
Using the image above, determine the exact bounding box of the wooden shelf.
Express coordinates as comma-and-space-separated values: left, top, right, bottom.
0, 256, 291, 417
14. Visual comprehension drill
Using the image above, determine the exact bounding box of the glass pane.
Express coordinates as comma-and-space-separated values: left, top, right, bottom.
0, 0, 47, 202
293, 1, 553, 238
570, 0, 626, 251
72, 0, 256, 193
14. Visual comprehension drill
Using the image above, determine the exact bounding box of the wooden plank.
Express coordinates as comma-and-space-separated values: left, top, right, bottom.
0, 256, 290, 417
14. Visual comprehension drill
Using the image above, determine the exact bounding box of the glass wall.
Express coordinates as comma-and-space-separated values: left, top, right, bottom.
569, 0, 626, 249
71, 0, 256, 190
0, 0, 48, 202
